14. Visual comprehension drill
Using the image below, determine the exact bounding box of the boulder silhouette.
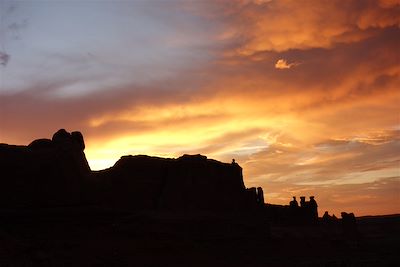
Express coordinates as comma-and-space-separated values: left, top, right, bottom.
0, 129, 90, 208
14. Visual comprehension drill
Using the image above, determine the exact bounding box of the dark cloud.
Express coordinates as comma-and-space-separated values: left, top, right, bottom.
0, 51, 10, 66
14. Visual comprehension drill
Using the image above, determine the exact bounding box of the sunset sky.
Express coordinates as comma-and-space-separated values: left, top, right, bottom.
0, 0, 399, 216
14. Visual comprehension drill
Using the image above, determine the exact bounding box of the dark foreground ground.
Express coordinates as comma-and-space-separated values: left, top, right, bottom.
0, 208, 398, 267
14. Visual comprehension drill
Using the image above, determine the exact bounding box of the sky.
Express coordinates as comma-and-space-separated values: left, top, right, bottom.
0, 0, 399, 216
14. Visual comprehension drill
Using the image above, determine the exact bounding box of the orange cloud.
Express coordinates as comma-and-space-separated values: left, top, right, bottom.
193, 0, 400, 55
274, 58, 300, 69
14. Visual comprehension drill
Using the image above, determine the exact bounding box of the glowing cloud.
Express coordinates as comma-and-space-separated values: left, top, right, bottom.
275, 59, 299, 69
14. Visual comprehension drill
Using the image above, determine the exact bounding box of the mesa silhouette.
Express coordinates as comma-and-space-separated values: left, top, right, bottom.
0, 129, 259, 211
0, 129, 328, 224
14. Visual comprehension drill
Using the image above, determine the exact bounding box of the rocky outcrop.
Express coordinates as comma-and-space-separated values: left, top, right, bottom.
1, 129, 258, 211
0, 129, 90, 208
91, 154, 249, 211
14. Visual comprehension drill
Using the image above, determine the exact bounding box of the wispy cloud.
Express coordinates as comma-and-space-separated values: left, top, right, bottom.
0, 52, 9, 66
275, 58, 300, 69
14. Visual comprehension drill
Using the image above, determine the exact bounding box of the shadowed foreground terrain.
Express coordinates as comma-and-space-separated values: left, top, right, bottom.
0, 130, 399, 266
1, 210, 399, 266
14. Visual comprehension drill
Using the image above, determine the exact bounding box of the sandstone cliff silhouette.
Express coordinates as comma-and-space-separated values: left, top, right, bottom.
0, 129, 256, 211
91, 154, 248, 211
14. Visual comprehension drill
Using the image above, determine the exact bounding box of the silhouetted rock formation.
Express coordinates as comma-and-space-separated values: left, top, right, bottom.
322, 211, 339, 225
264, 196, 319, 225
1, 129, 336, 225
1, 130, 386, 267
1, 129, 260, 212
90, 154, 250, 211
289, 196, 299, 208
0, 129, 90, 208
244, 187, 265, 209
257, 187, 264, 204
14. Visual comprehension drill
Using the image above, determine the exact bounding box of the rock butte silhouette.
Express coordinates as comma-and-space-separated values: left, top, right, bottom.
1, 129, 318, 219
1, 129, 398, 266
